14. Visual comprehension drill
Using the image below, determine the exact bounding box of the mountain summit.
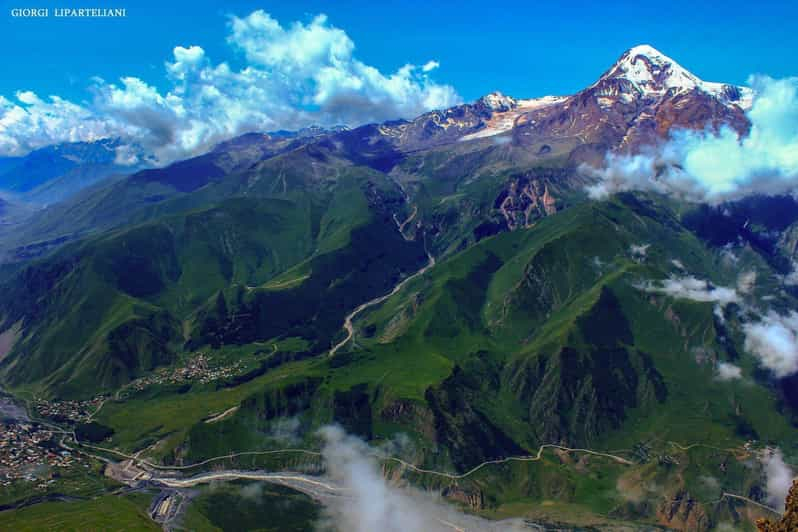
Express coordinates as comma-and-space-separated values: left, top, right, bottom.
503, 44, 753, 155
596, 44, 753, 108
476, 91, 518, 112
363, 45, 754, 155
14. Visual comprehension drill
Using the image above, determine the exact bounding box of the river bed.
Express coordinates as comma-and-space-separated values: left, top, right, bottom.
0, 392, 28, 422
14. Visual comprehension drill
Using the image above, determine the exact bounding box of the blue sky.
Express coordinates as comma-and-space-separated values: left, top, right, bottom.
0, 0, 795, 161
2, 0, 796, 101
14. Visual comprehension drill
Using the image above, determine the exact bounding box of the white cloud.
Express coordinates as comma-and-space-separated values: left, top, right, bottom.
639, 272, 798, 379
0, 10, 459, 164
267, 417, 302, 445
16, 91, 41, 105
743, 310, 798, 378
637, 276, 739, 306
585, 76, 798, 203
319, 425, 430, 532
720, 244, 740, 265
229, 13, 353, 76
637, 275, 739, 330
762, 447, 795, 511
422, 60, 440, 73
166, 45, 206, 80
317, 425, 527, 532
630, 243, 650, 258
716, 361, 742, 381
113, 143, 142, 166
0, 93, 120, 156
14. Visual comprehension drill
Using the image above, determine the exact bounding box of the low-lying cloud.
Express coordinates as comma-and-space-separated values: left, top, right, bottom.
317, 425, 528, 532
743, 310, 798, 378
716, 361, 743, 381
586, 76, 798, 203
637, 275, 739, 306
762, 447, 795, 511
0, 11, 460, 164
267, 416, 303, 445
633, 272, 798, 378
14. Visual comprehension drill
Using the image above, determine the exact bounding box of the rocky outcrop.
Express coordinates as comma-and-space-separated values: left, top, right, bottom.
495, 175, 558, 230
442, 485, 485, 510
380, 398, 436, 441
657, 490, 711, 531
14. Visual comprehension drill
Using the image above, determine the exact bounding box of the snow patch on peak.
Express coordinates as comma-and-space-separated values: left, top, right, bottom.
611, 45, 701, 93
517, 95, 568, 109
598, 44, 753, 109
460, 95, 565, 142
626, 44, 672, 63
478, 91, 517, 111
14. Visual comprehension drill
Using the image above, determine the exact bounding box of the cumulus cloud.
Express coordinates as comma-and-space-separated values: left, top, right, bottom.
762, 447, 795, 511
638, 275, 739, 306
422, 60, 440, 73
317, 425, 527, 532
113, 143, 144, 166
716, 361, 742, 381
0, 10, 459, 163
585, 76, 798, 202
743, 310, 798, 378
0, 93, 120, 156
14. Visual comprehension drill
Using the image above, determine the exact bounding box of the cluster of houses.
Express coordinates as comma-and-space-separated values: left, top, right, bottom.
33, 396, 104, 424
0, 421, 84, 487
125, 353, 245, 392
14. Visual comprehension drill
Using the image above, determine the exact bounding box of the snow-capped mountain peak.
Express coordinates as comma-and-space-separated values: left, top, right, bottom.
478, 91, 518, 111
610, 45, 697, 90
598, 44, 753, 109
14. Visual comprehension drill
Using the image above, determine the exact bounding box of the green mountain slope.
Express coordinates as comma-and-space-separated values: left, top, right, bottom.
0, 167, 425, 397
2, 128, 798, 530
57, 192, 791, 531
86, 194, 795, 469
4, 187, 791, 529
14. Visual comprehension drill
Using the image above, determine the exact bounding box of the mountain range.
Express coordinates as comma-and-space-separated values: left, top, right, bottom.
0, 45, 795, 531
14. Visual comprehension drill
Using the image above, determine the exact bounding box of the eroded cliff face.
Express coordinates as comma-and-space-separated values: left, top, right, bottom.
496, 174, 558, 230
657, 490, 711, 531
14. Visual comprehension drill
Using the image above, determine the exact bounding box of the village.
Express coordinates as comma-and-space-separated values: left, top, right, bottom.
33, 396, 104, 424
2, 353, 248, 488
0, 421, 85, 487
122, 353, 246, 393
31, 354, 247, 416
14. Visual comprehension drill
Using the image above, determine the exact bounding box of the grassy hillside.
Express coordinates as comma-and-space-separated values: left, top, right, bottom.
56, 192, 794, 529
84, 193, 797, 461
3, 122, 798, 529
0, 493, 158, 531
0, 166, 425, 398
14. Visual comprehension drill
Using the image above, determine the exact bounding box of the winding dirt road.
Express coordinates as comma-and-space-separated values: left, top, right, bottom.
385, 443, 634, 480
329, 251, 435, 357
